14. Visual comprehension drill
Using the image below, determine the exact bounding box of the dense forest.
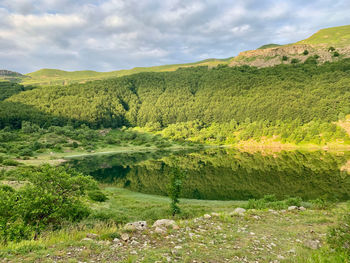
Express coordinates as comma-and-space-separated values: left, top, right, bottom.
1, 58, 350, 144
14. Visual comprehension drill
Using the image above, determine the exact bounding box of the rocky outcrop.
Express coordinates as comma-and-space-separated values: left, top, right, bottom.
229, 44, 350, 68
0, 70, 23, 77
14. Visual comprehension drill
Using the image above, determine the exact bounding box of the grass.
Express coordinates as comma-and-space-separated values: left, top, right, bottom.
1, 186, 348, 262
21, 58, 231, 86
297, 25, 350, 46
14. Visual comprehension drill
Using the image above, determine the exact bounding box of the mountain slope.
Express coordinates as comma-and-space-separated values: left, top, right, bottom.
297, 25, 350, 46
0, 69, 27, 83
22, 58, 231, 86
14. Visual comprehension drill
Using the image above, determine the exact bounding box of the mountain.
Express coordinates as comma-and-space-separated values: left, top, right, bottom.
230, 25, 350, 68
0, 69, 27, 83
21, 58, 232, 86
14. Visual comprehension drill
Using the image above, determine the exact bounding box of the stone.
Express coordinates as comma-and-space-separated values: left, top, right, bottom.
174, 245, 182, 249
288, 206, 298, 211
155, 227, 167, 234
130, 240, 139, 246
304, 240, 321, 250
121, 233, 130, 242
211, 212, 220, 217
299, 206, 306, 211
153, 219, 178, 229
86, 233, 98, 239
112, 238, 120, 244
230, 207, 246, 216
204, 214, 212, 219
81, 238, 93, 242
124, 221, 147, 231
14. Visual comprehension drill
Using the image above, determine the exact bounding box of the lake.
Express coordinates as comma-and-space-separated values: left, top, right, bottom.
68, 148, 350, 201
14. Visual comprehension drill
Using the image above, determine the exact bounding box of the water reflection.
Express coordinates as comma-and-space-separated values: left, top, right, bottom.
68, 148, 350, 201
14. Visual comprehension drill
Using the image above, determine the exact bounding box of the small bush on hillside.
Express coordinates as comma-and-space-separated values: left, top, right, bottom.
328, 46, 336, 52
2, 159, 20, 166
333, 51, 340, 57
310, 198, 331, 210
285, 197, 302, 207
88, 190, 108, 202
282, 55, 288, 61
291, 58, 300, 64
303, 50, 309, 55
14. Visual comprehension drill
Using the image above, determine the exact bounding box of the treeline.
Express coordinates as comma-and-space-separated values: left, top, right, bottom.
3, 59, 350, 130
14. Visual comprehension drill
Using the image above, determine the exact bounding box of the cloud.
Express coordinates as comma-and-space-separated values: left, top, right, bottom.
0, 0, 349, 73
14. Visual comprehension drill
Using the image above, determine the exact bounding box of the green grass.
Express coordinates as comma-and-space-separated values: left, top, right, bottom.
22, 58, 231, 86
297, 25, 350, 46
1, 186, 348, 262
258, 43, 282, 49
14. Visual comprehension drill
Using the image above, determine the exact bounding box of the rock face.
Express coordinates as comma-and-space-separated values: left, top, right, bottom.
229, 44, 350, 68
0, 70, 23, 77
152, 219, 178, 229
124, 221, 147, 231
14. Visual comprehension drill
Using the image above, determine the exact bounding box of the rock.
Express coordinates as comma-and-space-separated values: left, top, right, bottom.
81, 238, 93, 242
154, 227, 167, 234
121, 233, 130, 242
299, 206, 306, 211
304, 240, 321, 250
277, 255, 285, 260
112, 238, 120, 244
86, 233, 99, 239
211, 212, 220, 217
130, 240, 139, 246
124, 221, 147, 231
204, 214, 212, 219
288, 206, 298, 211
153, 219, 178, 229
230, 207, 246, 216
174, 245, 182, 249
252, 215, 261, 220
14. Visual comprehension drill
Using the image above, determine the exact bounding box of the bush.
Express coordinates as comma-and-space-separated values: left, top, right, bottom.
285, 197, 302, 207
291, 58, 300, 64
333, 51, 340, 57
303, 50, 309, 55
88, 190, 108, 202
2, 159, 20, 166
310, 198, 331, 210
328, 46, 336, 52
282, 56, 288, 61
0, 165, 98, 244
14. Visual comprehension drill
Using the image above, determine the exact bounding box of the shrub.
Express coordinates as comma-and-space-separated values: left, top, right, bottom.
2, 159, 20, 166
328, 46, 335, 52
333, 51, 340, 57
303, 50, 309, 55
0, 165, 97, 244
88, 190, 108, 202
310, 198, 331, 210
282, 56, 288, 61
285, 197, 302, 207
291, 58, 300, 64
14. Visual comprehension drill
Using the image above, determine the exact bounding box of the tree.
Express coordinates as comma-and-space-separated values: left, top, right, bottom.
168, 169, 185, 216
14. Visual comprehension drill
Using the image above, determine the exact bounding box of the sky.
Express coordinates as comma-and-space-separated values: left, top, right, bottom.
0, 0, 349, 73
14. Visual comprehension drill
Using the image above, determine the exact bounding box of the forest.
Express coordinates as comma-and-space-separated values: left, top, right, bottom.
1, 58, 350, 145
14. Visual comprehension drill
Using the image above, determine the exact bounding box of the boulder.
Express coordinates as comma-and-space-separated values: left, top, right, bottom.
86, 233, 99, 239
231, 207, 246, 216
299, 206, 306, 211
155, 227, 167, 234
288, 206, 298, 211
211, 212, 220, 217
121, 233, 130, 242
81, 237, 93, 242
204, 214, 212, 219
124, 221, 147, 231
153, 219, 178, 229
304, 239, 321, 250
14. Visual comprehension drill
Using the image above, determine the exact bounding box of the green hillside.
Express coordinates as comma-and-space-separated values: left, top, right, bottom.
297, 24, 350, 46
257, 43, 281, 49
22, 58, 231, 86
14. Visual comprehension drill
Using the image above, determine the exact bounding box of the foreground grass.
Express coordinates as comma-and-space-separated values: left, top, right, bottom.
1, 187, 348, 263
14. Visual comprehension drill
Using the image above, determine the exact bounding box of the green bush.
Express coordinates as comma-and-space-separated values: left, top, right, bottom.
2, 159, 20, 166
333, 51, 340, 57
88, 190, 108, 202
285, 197, 302, 207
291, 58, 300, 64
310, 198, 331, 210
282, 56, 288, 61
303, 50, 309, 55
0, 165, 97, 244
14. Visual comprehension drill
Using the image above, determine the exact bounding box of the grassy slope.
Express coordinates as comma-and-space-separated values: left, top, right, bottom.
0, 187, 348, 262
297, 25, 350, 46
22, 58, 231, 86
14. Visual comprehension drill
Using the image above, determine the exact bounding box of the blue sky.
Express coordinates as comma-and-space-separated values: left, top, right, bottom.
0, 0, 349, 73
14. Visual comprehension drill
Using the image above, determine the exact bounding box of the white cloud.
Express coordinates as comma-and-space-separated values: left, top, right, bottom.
0, 0, 349, 73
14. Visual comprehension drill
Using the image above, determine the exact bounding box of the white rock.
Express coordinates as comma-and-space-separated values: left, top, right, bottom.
153, 219, 178, 229
81, 238, 93, 242
174, 246, 182, 249
288, 206, 298, 211
204, 214, 212, 219
230, 207, 246, 216
112, 238, 120, 244
121, 233, 129, 241
124, 221, 147, 231
299, 206, 306, 211
154, 227, 167, 234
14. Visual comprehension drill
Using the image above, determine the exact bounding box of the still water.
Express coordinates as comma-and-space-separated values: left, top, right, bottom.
68, 148, 350, 201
